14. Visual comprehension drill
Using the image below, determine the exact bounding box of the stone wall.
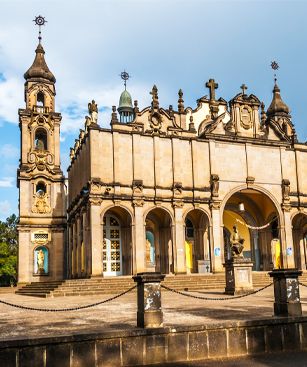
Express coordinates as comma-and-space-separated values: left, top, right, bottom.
1, 317, 307, 366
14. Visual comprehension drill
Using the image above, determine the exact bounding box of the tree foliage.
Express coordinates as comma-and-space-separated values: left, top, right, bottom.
0, 214, 18, 286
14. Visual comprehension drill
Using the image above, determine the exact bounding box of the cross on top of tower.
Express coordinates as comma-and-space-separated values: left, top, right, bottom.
205, 79, 218, 101
33, 15, 47, 44
120, 71, 130, 90
240, 84, 248, 95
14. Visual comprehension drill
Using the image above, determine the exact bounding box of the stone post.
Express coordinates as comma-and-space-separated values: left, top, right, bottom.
224, 258, 253, 295
269, 268, 302, 317
133, 272, 165, 328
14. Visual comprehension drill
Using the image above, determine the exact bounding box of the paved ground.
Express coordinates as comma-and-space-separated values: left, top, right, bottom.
147, 351, 307, 366
0, 284, 306, 340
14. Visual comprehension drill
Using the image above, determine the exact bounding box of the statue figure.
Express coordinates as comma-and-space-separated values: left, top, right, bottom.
230, 225, 245, 257
88, 100, 98, 124
35, 138, 45, 151
37, 249, 45, 274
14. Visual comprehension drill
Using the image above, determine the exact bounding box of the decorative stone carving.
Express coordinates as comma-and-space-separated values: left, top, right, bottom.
70, 148, 75, 161
173, 182, 183, 197
282, 179, 290, 201
88, 100, 98, 124
178, 89, 184, 113
27, 151, 55, 173
246, 176, 255, 187
149, 111, 162, 132
240, 105, 253, 130
89, 179, 102, 194
150, 85, 159, 110
32, 193, 51, 214
210, 174, 219, 198
133, 198, 144, 207
133, 180, 143, 195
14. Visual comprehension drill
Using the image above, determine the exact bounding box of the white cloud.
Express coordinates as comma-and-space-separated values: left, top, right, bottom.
0, 144, 19, 159
0, 77, 24, 124
0, 200, 11, 219
0, 177, 14, 187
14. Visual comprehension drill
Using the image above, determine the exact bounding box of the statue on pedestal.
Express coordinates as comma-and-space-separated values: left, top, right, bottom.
230, 225, 245, 258
88, 100, 98, 124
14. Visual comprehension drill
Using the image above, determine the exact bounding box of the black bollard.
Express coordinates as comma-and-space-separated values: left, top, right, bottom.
133, 272, 165, 328
269, 268, 302, 317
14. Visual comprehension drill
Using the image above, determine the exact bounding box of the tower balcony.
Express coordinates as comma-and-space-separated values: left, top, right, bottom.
33, 105, 49, 114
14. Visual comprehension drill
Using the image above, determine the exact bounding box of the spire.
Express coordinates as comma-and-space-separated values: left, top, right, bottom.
267, 79, 290, 116
24, 44, 56, 82
24, 16, 55, 82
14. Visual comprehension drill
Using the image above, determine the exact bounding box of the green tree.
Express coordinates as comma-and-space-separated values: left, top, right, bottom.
0, 214, 18, 286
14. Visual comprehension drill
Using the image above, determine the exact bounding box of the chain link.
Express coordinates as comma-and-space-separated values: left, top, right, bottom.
0, 285, 137, 312
299, 282, 307, 288
161, 283, 273, 301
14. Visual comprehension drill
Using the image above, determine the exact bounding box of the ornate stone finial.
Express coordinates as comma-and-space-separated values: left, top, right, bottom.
111, 106, 118, 124
70, 147, 75, 161
261, 102, 266, 124
88, 100, 98, 124
168, 105, 174, 118
133, 100, 139, 114
240, 84, 248, 95
178, 89, 184, 113
189, 115, 196, 132
205, 78, 218, 101
150, 85, 159, 109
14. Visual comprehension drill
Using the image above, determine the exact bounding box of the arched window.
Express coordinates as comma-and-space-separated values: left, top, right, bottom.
35, 128, 47, 150
37, 91, 45, 107
146, 230, 155, 265
36, 181, 46, 197
185, 218, 194, 238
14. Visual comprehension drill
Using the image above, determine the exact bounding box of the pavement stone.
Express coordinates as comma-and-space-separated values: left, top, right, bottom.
0, 285, 306, 340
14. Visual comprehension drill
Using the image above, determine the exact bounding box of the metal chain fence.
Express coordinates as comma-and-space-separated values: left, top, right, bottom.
0, 285, 137, 312
161, 283, 273, 301
299, 282, 307, 288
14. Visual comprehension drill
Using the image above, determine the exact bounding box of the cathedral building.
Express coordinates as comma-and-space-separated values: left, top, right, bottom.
17, 37, 307, 283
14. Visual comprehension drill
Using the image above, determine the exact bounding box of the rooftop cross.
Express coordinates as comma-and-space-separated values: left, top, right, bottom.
33, 15, 47, 44
120, 71, 130, 90
271, 60, 279, 81
240, 84, 248, 95
205, 78, 218, 101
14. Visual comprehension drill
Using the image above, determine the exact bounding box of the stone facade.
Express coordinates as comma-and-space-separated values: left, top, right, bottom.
18, 42, 307, 282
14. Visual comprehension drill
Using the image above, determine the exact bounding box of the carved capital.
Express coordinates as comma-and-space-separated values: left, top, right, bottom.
210, 200, 221, 210
173, 200, 184, 208
282, 178, 290, 202
133, 198, 144, 207
88, 197, 103, 206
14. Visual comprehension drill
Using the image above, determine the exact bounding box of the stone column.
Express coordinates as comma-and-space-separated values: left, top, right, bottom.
18, 229, 31, 283
173, 205, 185, 273
211, 204, 223, 272
282, 210, 295, 268
269, 269, 302, 316
76, 214, 82, 277
134, 204, 145, 273
133, 272, 166, 328
89, 199, 103, 276
72, 220, 77, 278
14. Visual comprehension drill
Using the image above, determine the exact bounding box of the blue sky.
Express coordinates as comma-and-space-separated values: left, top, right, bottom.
0, 0, 306, 220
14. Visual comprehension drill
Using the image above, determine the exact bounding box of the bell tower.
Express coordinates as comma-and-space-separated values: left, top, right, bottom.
17, 16, 66, 283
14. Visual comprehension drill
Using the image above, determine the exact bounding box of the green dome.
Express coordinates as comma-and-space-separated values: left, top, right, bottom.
118, 89, 133, 109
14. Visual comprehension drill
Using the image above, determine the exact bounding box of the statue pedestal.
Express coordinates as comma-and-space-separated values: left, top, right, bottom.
224, 258, 253, 295
269, 268, 302, 317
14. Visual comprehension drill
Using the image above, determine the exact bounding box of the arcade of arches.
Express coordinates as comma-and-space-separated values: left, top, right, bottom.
68, 188, 307, 278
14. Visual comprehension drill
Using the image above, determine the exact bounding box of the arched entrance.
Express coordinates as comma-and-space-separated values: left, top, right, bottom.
184, 209, 211, 273
292, 213, 307, 270
145, 208, 173, 274
223, 189, 280, 271
102, 207, 132, 276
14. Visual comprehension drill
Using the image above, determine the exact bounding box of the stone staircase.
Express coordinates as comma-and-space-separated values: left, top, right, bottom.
15, 271, 304, 298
